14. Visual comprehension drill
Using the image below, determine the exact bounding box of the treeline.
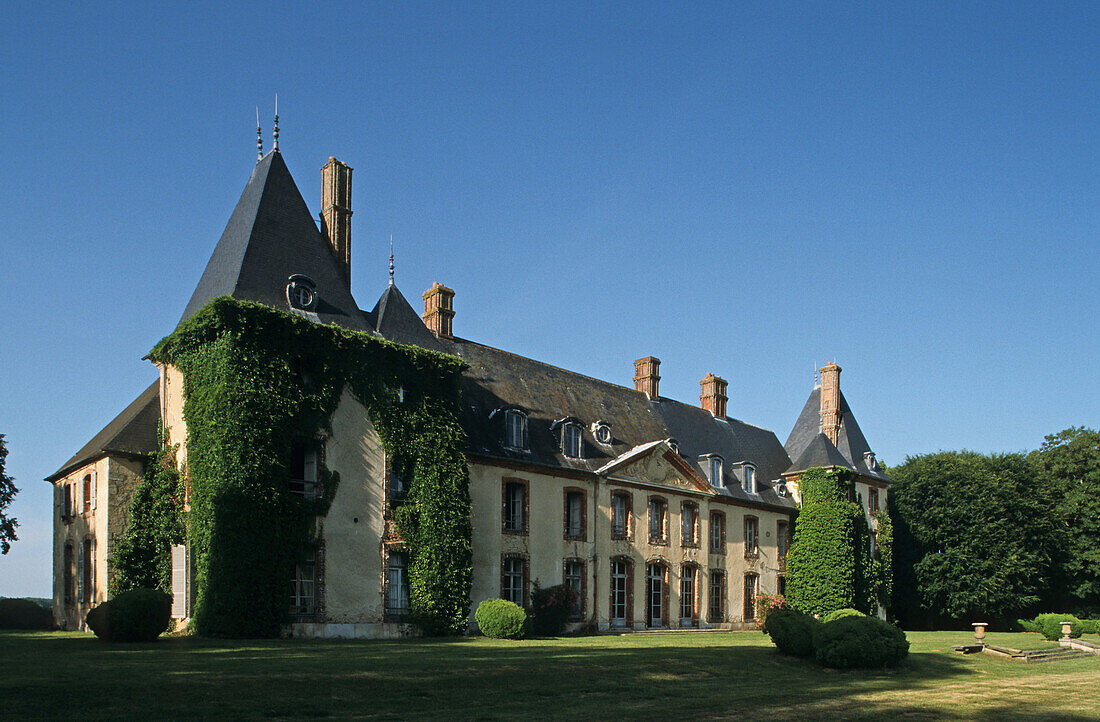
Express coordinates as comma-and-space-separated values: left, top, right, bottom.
885, 426, 1099, 629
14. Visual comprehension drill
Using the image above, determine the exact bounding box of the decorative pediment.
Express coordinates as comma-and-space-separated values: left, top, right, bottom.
597, 439, 713, 493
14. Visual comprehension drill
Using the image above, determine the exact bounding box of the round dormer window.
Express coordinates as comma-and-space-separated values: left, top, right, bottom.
593, 422, 613, 445
287, 275, 318, 311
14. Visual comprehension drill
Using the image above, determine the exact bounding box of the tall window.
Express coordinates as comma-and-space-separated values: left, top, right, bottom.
505, 410, 528, 449
611, 491, 631, 539
680, 565, 697, 626
610, 559, 631, 627
63, 543, 74, 604
777, 520, 789, 560
502, 556, 527, 606
82, 474, 94, 514
710, 511, 726, 553
744, 516, 759, 557
777, 575, 787, 596
563, 559, 585, 619
62, 484, 72, 520
502, 480, 527, 534
709, 457, 723, 487
290, 553, 316, 616
385, 551, 410, 619
743, 574, 759, 620
562, 422, 582, 458
564, 489, 585, 540
868, 487, 880, 515
648, 497, 668, 544
289, 441, 319, 498
681, 502, 699, 547
742, 464, 756, 494
646, 562, 666, 627
709, 571, 726, 623
82, 538, 94, 605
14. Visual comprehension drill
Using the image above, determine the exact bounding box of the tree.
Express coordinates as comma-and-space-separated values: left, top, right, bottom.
0, 435, 18, 554
1034, 427, 1100, 614
890, 451, 1060, 627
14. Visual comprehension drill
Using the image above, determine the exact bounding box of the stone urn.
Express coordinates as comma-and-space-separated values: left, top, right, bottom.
1061, 621, 1075, 641
972, 622, 988, 644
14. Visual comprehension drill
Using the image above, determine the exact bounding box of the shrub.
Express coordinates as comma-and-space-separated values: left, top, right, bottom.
812, 615, 909, 669
1079, 619, 1099, 635
822, 608, 866, 624
0, 598, 55, 630
756, 593, 786, 627
1017, 617, 1040, 633
1033, 613, 1083, 641
85, 588, 172, 642
529, 583, 577, 637
763, 608, 818, 658
474, 598, 527, 639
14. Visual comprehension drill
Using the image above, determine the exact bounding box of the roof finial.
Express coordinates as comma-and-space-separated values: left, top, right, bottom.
388, 234, 395, 284
273, 93, 279, 152
256, 107, 263, 159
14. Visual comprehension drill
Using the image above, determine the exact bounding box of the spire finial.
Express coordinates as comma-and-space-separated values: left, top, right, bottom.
388, 234, 395, 284
256, 107, 263, 159
273, 93, 280, 152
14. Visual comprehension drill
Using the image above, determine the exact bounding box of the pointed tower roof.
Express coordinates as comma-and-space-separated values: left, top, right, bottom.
180, 151, 369, 332
368, 283, 446, 351
784, 387, 889, 481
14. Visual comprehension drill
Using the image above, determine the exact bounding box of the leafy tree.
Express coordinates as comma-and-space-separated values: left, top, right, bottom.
1034, 427, 1100, 614
0, 435, 18, 554
890, 451, 1060, 627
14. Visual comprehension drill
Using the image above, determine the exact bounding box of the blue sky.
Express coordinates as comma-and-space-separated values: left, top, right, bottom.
1, 2, 1097, 596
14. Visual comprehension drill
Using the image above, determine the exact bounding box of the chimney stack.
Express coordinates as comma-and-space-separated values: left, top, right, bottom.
422, 282, 455, 339
699, 373, 728, 418
819, 362, 842, 445
320, 157, 353, 287
633, 357, 661, 400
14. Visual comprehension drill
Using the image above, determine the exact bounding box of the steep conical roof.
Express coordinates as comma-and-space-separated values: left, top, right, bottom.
784, 387, 889, 480
180, 151, 369, 331
369, 283, 446, 351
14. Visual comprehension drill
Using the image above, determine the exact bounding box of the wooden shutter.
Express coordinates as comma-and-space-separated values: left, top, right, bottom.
76, 542, 85, 603
90, 471, 97, 511
171, 545, 188, 617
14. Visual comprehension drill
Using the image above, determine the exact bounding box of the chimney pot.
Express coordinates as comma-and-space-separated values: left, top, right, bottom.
699, 373, 728, 418
633, 356, 661, 400
320, 157, 353, 288
422, 282, 455, 339
819, 362, 842, 445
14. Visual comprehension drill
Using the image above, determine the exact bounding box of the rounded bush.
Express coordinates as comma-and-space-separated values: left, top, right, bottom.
0, 598, 56, 630
812, 615, 909, 669
1033, 613, 1083, 641
86, 588, 172, 642
475, 598, 527, 639
763, 608, 818, 658
822, 608, 866, 624
1081, 619, 1099, 635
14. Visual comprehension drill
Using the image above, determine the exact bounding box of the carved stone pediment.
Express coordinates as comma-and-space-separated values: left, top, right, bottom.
616, 453, 689, 489
598, 439, 712, 493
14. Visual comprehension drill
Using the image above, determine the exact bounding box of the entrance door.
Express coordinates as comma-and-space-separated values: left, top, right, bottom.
610, 561, 628, 627
646, 563, 664, 627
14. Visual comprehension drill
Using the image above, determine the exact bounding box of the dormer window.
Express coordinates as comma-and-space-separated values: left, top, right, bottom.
504, 410, 528, 450
701, 455, 723, 487
668, 438, 680, 455
562, 422, 582, 458
286, 274, 318, 311
742, 464, 756, 494
864, 451, 878, 471
593, 421, 613, 445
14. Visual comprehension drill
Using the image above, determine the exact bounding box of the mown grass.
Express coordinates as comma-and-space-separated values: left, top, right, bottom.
3, 630, 1098, 719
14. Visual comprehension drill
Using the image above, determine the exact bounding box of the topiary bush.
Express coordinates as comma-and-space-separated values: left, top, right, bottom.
1079, 619, 1098, 635
812, 615, 909, 669
762, 608, 818, 658
529, 583, 577, 636
1017, 617, 1040, 633
0, 598, 56, 630
85, 588, 172, 642
822, 608, 866, 624
475, 598, 527, 639
1032, 613, 1083, 641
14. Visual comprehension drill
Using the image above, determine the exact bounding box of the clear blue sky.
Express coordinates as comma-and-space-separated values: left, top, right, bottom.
1, 2, 1097, 596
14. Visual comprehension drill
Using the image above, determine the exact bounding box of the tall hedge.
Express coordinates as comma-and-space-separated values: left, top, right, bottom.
148, 297, 472, 637
873, 503, 894, 612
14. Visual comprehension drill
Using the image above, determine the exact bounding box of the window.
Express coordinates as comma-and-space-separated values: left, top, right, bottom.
61, 484, 72, 521
564, 489, 585, 540
610, 558, 632, 627
742, 464, 756, 494
709, 571, 726, 623
82, 474, 94, 514
504, 410, 528, 450
562, 422, 582, 458
502, 480, 528, 534
707, 456, 723, 487
868, 487, 880, 516
710, 511, 726, 553
82, 538, 94, 605
611, 491, 631, 539
63, 543, 74, 604
290, 552, 316, 616
501, 555, 528, 606
646, 562, 667, 627
743, 574, 759, 620
744, 516, 759, 557
385, 454, 406, 516
593, 422, 613, 445
680, 502, 699, 547
680, 565, 697, 626
648, 497, 668, 544
777, 520, 789, 560
286, 274, 318, 311
777, 575, 787, 596
289, 441, 320, 498
385, 551, 410, 619
563, 559, 585, 620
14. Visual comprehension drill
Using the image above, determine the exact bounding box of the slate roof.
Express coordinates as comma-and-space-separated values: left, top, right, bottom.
47, 380, 160, 482
179, 151, 370, 332
784, 387, 889, 482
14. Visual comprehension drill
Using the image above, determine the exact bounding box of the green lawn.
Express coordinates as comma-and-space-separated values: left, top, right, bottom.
3, 629, 1098, 720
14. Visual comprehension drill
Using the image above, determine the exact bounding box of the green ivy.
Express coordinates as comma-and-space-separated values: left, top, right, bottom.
148, 297, 472, 638
109, 428, 185, 596
873, 500, 894, 613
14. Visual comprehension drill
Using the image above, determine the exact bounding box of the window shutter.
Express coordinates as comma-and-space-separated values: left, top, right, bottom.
90, 471, 97, 511
76, 542, 85, 603
171, 545, 187, 617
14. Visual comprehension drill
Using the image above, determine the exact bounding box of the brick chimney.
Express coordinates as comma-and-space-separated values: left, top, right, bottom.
422, 282, 455, 339
699, 373, 728, 418
633, 357, 661, 400
819, 362, 842, 445
320, 157, 353, 287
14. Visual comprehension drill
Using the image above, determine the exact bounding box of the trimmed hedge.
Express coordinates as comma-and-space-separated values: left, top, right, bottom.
0, 598, 55, 630
822, 608, 866, 624
1033, 613, 1083, 641
813, 615, 909, 669
1081, 619, 1099, 635
762, 608, 818, 658
475, 599, 527, 639
85, 588, 171, 642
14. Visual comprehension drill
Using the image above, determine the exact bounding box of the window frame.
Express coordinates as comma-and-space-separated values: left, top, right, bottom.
777, 519, 790, 562
610, 490, 632, 540
703, 455, 724, 487
562, 421, 583, 458
82, 473, 95, 514
609, 556, 634, 627
289, 549, 318, 618
289, 438, 323, 499
504, 409, 529, 451
501, 478, 529, 535
744, 515, 759, 558
647, 496, 669, 545
563, 558, 586, 620
742, 464, 756, 494
81, 537, 94, 605
501, 553, 530, 608
680, 563, 699, 627
709, 569, 726, 623
383, 548, 411, 621
743, 573, 759, 620
680, 501, 699, 548
563, 487, 587, 541
709, 511, 726, 554
868, 487, 880, 516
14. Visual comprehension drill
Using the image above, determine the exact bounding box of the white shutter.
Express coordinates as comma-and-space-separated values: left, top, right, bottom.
77, 542, 85, 603
171, 545, 188, 617
90, 471, 97, 511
